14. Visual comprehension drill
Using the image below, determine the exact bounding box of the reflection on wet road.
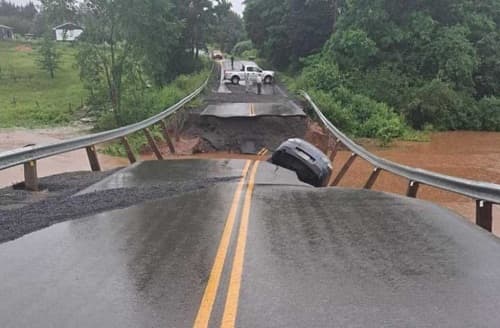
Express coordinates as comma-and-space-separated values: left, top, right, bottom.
2, 159, 500, 327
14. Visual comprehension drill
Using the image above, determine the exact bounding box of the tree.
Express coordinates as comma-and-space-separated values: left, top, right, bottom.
77, 0, 132, 126
244, 0, 335, 68
37, 34, 60, 79
39, 0, 78, 26
213, 10, 245, 52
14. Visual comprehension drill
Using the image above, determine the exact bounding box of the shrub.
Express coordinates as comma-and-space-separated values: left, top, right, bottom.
478, 96, 500, 131
404, 79, 482, 130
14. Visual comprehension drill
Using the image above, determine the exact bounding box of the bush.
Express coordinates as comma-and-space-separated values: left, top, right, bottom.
478, 96, 500, 131
308, 87, 407, 145
404, 79, 482, 130
296, 55, 342, 93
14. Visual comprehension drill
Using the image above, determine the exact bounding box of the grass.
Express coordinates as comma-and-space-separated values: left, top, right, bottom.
0, 40, 86, 128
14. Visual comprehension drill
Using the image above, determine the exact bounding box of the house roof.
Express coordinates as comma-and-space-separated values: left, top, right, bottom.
53, 22, 83, 30
0, 24, 14, 30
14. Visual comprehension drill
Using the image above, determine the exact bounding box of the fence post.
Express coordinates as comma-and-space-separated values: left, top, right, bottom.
329, 153, 357, 187
85, 145, 101, 172
121, 137, 137, 164
23, 160, 38, 191
364, 167, 381, 189
476, 200, 493, 232
160, 120, 176, 154
143, 128, 164, 160
406, 180, 420, 198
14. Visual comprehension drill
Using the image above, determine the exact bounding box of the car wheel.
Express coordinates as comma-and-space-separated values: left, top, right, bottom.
231, 76, 240, 85
264, 76, 273, 84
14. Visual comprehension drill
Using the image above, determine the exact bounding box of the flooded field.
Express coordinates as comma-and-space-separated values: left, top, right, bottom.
333, 131, 500, 236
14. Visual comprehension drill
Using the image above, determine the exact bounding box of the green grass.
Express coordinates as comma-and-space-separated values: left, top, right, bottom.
0, 40, 86, 128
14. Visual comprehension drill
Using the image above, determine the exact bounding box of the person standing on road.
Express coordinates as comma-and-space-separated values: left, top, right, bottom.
245, 71, 250, 93
231, 56, 234, 70
256, 74, 263, 95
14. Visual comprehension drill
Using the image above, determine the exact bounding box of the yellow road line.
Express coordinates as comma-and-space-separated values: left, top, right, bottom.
220, 160, 261, 328
193, 160, 252, 328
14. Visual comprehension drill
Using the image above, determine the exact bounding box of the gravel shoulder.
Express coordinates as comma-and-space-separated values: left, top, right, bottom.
0, 169, 239, 243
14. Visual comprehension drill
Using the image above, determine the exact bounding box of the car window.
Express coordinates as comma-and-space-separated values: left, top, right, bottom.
247, 67, 256, 72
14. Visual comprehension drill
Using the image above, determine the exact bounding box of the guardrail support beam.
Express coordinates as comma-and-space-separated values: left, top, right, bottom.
144, 128, 164, 160
23, 160, 38, 191
476, 200, 493, 232
160, 120, 176, 154
85, 146, 101, 172
407, 180, 420, 198
121, 137, 137, 164
329, 153, 357, 187
364, 168, 381, 190
329, 139, 341, 163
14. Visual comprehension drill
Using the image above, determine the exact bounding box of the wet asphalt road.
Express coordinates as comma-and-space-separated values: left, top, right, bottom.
201, 102, 305, 118
2, 160, 500, 327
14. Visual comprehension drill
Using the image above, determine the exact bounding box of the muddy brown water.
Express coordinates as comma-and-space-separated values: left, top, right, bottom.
1, 129, 499, 235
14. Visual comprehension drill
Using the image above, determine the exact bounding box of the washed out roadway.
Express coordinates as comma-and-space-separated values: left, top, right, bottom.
1, 160, 500, 327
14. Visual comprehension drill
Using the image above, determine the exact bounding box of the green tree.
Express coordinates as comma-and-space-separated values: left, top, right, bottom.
244, 0, 335, 68
77, 0, 133, 126
39, 0, 78, 25
37, 34, 60, 79
213, 10, 245, 53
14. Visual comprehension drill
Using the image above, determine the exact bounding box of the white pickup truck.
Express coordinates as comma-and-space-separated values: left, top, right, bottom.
223, 63, 275, 85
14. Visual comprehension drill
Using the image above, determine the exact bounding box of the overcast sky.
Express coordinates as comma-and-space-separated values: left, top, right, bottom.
7, 0, 245, 15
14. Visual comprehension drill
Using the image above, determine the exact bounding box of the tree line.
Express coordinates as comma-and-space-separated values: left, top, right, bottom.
0, 0, 37, 35
244, 0, 500, 138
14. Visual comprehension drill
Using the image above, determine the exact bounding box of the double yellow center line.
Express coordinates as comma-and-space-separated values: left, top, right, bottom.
193, 149, 267, 328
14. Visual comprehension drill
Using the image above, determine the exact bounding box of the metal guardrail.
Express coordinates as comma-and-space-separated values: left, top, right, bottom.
0, 68, 213, 190
302, 91, 500, 232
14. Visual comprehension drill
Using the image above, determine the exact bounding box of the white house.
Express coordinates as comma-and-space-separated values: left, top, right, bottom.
53, 23, 83, 42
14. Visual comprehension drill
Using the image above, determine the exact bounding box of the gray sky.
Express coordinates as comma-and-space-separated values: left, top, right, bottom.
7, 0, 245, 15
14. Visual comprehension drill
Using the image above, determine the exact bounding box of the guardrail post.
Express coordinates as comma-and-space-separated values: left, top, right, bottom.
329, 139, 340, 162
23, 160, 38, 191
121, 137, 137, 164
143, 128, 164, 160
85, 145, 101, 172
329, 153, 357, 187
406, 180, 420, 198
364, 167, 381, 189
476, 200, 493, 232
160, 120, 176, 154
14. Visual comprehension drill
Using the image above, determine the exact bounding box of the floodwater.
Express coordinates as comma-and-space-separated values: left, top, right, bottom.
332, 131, 500, 236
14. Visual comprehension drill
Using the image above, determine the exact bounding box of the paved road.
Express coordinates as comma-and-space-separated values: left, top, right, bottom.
2, 159, 500, 327
201, 102, 305, 118
207, 60, 305, 119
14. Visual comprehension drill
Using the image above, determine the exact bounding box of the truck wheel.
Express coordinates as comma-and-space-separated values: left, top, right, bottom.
264, 76, 273, 84
231, 76, 240, 85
